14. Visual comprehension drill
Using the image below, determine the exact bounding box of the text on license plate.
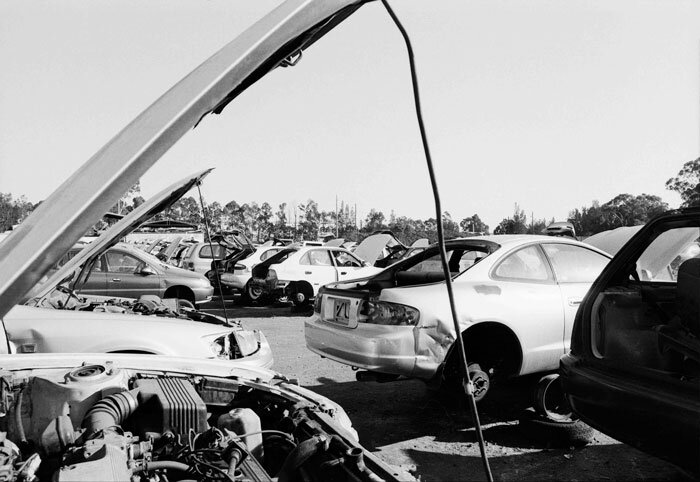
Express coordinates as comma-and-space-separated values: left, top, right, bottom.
324, 297, 354, 325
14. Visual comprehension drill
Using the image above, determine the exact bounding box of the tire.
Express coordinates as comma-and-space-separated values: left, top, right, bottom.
532, 373, 572, 421
518, 407, 594, 447
243, 279, 264, 304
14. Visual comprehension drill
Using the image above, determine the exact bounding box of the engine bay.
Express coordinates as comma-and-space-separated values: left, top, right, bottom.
0, 363, 385, 481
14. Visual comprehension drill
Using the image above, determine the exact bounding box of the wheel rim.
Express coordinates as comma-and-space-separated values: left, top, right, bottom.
248, 285, 262, 299
468, 364, 490, 402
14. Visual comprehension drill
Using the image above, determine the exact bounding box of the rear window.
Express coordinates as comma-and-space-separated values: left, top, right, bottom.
198, 244, 227, 259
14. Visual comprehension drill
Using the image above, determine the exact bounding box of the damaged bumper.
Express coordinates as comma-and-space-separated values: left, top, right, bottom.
304, 314, 437, 378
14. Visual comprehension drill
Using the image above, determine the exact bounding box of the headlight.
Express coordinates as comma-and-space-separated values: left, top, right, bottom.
208, 334, 231, 358
209, 341, 224, 356
359, 300, 420, 326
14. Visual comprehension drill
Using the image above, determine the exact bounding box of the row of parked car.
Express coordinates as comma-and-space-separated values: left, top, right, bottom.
0, 1, 696, 480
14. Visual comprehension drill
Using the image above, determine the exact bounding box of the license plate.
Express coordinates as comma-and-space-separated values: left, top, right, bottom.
324, 297, 352, 326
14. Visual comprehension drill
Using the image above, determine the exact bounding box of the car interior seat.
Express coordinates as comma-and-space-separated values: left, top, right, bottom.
656, 257, 700, 363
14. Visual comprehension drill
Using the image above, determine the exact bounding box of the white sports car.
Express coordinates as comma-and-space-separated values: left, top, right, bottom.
305, 235, 611, 400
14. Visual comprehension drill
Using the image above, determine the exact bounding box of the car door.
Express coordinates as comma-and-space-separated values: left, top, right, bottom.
298, 249, 337, 292
541, 243, 610, 351
104, 249, 161, 298
490, 244, 565, 374
330, 249, 366, 281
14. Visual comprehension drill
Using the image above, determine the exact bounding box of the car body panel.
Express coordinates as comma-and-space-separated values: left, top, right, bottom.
4, 304, 273, 369
306, 235, 611, 380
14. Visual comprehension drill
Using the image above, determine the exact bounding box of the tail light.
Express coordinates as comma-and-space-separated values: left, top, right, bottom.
358, 300, 419, 326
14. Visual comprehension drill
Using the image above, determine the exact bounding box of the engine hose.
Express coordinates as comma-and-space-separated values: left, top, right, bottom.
14, 387, 27, 443
82, 389, 139, 434
277, 435, 329, 482
132, 460, 193, 474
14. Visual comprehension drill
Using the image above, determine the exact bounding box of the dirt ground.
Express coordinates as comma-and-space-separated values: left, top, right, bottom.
202, 297, 692, 481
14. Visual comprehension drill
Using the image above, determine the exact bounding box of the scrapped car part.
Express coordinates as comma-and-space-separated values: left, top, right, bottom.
354, 231, 409, 268
532, 373, 572, 421
518, 408, 594, 447
561, 208, 700, 476
583, 225, 643, 256
0, 354, 402, 482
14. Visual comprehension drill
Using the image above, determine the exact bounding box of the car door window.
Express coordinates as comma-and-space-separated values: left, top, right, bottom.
330, 250, 363, 267
542, 244, 609, 283
105, 251, 145, 274
493, 246, 550, 281
306, 250, 333, 266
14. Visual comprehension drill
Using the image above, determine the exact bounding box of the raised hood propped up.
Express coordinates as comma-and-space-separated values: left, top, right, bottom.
25, 169, 213, 303
0, 0, 368, 319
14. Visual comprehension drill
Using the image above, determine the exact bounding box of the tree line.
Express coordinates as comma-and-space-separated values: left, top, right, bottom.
2, 157, 698, 241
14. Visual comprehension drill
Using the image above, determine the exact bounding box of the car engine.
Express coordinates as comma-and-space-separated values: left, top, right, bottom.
0, 363, 389, 481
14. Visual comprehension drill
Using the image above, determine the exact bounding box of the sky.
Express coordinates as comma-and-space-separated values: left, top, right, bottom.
1, 0, 699, 231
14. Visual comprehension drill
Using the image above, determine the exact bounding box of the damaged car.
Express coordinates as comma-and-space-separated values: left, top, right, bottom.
305, 235, 611, 401
6, 170, 272, 367
217, 244, 288, 300
0, 1, 409, 479
561, 209, 700, 476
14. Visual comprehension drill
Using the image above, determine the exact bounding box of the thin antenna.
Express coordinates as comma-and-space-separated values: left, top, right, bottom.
196, 182, 230, 322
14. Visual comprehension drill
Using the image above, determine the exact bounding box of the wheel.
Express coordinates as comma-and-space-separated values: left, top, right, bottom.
243, 279, 264, 303
292, 291, 309, 307
439, 358, 491, 402
532, 373, 572, 421
164, 287, 195, 305
518, 407, 594, 447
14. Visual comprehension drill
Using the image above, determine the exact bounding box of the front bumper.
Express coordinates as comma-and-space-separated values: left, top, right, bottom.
304, 314, 419, 377
192, 285, 215, 302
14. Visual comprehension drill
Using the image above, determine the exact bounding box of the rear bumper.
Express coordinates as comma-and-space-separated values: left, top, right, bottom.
304, 314, 418, 377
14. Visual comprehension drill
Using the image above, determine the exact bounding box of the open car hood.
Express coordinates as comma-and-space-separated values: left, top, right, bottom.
25, 169, 213, 303
354, 232, 406, 265
0, 0, 367, 320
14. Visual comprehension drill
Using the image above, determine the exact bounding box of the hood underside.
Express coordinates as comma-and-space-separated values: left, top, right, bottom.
0, 0, 367, 319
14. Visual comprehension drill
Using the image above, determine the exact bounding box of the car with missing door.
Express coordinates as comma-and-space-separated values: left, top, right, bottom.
305, 235, 611, 401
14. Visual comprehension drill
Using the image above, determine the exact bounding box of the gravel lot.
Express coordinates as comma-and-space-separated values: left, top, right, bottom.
203, 298, 691, 481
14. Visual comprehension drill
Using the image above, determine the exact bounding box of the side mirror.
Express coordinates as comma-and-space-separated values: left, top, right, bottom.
140, 266, 157, 276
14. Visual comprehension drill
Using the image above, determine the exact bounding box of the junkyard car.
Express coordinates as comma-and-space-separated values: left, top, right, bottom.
0, 1, 404, 479
218, 245, 287, 299
250, 246, 383, 306
8, 171, 272, 366
66, 242, 214, 304
305, 235, 610, 400
179, 241, 230, 274
561, 209, 700, 476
